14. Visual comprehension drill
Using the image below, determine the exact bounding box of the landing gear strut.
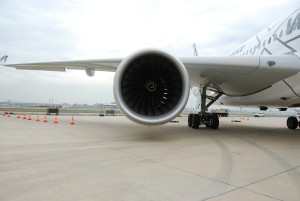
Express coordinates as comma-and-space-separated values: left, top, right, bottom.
188, 81, 223, 129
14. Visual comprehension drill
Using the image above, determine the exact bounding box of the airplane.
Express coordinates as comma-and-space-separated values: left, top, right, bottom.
1, 8, 300, 130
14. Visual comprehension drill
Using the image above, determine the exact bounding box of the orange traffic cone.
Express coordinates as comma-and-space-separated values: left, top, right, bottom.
43, 115, 48, 123
17, 113, 21, 118
23, 113, 27, 119
27, 114, 32, 120
7, 112, 10, 117
53, 116, 59, 124
70, 116, 75, 125
36, 115, 40, 122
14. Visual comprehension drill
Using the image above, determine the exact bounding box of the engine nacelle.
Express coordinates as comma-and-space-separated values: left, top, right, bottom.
113, 49, 190, 125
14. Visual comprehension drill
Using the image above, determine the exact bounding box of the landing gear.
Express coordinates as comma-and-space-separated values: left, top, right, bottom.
189, 113, 220, 129
189, 114, 200, 129
188, 81, 223, 130
209, 114, 219, 129
287, 116, 299, 129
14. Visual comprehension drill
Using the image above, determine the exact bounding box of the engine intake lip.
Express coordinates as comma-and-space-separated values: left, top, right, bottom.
114, 49, 189, 125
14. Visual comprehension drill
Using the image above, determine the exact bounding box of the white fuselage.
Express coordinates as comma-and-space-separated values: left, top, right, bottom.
220, 9, 300, 108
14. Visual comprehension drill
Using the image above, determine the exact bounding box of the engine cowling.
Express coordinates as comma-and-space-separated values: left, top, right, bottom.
113, 49, 190, 125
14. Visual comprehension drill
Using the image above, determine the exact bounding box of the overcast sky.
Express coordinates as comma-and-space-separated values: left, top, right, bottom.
0, 0, 298, 106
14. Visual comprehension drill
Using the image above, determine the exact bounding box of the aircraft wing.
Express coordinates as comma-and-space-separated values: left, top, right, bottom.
3, 54, 300, 96
3, 58, 123, 72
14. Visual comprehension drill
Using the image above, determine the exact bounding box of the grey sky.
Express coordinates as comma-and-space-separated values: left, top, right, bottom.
0, 0, 298, 105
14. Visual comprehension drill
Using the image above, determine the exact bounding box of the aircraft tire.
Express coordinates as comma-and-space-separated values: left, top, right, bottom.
188, 114, 192, 127
287, 116, 298, 129
210, 115, 219, 129
191, 114, 200, 129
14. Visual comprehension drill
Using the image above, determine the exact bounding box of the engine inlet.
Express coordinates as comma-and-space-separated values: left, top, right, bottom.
113, 49, 189, 125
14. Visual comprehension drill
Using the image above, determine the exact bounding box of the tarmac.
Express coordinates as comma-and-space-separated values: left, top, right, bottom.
0, 115, 300, 201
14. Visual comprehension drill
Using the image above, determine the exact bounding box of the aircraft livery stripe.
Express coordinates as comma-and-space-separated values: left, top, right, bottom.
261, 48, 272, 55
285, 34, 300, 44
276, 38, 297, 53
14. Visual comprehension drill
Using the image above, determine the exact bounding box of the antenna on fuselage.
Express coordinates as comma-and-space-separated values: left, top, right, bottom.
192, 43, 198, 56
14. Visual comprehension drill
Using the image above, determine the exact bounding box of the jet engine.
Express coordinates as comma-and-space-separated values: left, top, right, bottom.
113, 49, 190, 125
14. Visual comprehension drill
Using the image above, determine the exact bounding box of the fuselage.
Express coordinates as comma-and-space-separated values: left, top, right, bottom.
220, 9, 300, 108
229, 9, 300, 56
